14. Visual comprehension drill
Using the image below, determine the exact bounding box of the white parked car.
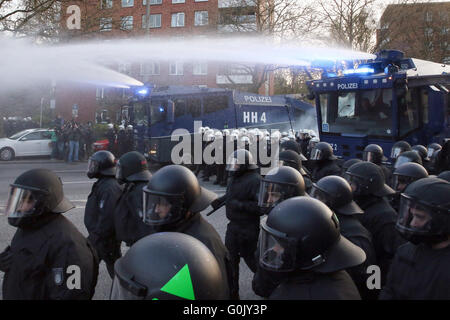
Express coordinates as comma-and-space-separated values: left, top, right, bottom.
0, 128, 54, 161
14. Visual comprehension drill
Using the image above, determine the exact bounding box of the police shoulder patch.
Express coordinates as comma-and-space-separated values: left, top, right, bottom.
52, 267, 64, 286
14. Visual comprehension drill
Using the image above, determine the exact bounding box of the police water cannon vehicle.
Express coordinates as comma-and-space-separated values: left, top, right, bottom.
121, 85, 314, 163
306, 49, 449, 161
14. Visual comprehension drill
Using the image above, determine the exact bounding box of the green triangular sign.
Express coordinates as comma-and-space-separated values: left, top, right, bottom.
160, 264, 195, 300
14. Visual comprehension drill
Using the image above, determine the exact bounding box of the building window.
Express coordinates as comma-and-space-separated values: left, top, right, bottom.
441, 27, 449, 35
169, 61, 184, 75
172, 0, 185, 3
171, 12, 185, 27
425, 11, 433, 22
142, 14, 161, 28
122, 0, 134, 7
100, 17, 112, 31
118, 62, 132, 74
425, 27, 433, 37
96, 88, 105, 100
194, 0, 208, 2
121, 16, 134, 30
143, 0, 162, 4
193, 62, 207, 75
140, 62, 160, 75
101, 0, 113, 9
195, 11, 208, 26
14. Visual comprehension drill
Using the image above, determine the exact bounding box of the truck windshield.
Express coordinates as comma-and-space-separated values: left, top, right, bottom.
319, 88, 393, 137
133, 102, 148, 126
149, 100, 166, 125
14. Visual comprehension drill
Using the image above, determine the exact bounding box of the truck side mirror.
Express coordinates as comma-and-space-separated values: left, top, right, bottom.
167, 100, 175, 124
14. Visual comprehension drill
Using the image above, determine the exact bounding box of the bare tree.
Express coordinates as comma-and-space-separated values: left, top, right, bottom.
316, 0, 377, 51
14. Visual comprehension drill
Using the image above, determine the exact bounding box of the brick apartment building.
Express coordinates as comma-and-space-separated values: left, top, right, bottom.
376, 1, 450, 64
55, 0, 274, 123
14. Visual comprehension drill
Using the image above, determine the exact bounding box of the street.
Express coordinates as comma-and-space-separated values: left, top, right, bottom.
0, 159, 261, 300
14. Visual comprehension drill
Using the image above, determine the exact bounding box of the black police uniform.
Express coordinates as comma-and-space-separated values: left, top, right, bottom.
175, 213, 234, 299
117, 129, 127, 157
2, 214, 99, 300
356, 196, 405, 280
269, 270, 361, 300
311, 160, 341, 182
338, 214, 379, 300
84, 177, 123, 278
380, 242, 450, 299
220, 169, 261, 297
114, 181, 153, 247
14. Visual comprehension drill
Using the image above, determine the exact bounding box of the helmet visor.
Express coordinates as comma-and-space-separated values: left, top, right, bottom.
87, 159, 99, 177
110, 275, 145, 300
115, 161, 123, 181
343, 173, 364, 195
259, 221, 296, 272
310, 148, 322, 161
310, 185, 332, 208
258, 181, 289, 208
142, 193, 183, 226
391, 147, 402, 159
5, 187, 39, 218
397, 195, 434, 235
394, 155, 412, 169
363, 151, 376, 163
226, 157, 241, 172
393, 175, 416, 193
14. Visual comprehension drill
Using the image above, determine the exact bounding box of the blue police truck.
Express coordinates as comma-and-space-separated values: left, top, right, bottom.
306, 50, 450, 161
121, 85, 314, 162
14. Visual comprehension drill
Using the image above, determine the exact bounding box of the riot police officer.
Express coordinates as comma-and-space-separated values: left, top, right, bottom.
344, 162, 405, 282
309, 142, 341, 182
279, 150, 312, 193
106, 123, 117, 156
390, 140, 411, 161
212, 149, 262, 299
280, 139, 302, 155
110, 232, 229, 300
252, 166, 306, 298
380, 177, 450, 299
411, 144, 429, 164
259, 197, 366, 299
84, 151, 123, 278
141, 164, 234, 298
113, 151, 153, 247
126, 125, 134, 153
117, 125, 127, 157
363, 144, 392, 184
310, 175, 378, 299
0, 169, 98, 299
390, 162, 429, 212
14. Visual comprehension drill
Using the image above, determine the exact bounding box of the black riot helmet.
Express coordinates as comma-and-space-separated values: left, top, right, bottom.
437, 171, 450, 182
279, 150, 307, 175
259, 197, 365, 273
310, 142, 337, 161
394, 150, 422, 169
341, 158, 362, 176
390, 140, 412, 160
87, 150, 116, 179
396, 177, 450, 245
344, 162, 395, 197
311, 176, 363, 216
363, 144, 387, 164
427, 142, 442, 159
111, 232, 229, 300
142, 165, 217, 230
258, 166, 306, 209
116, 151, 152, 184
5, 169, 74, 228
392, 162, 429, 193
280, 140, 303, 155
411, 145, 429, 162
226, 149, 258, 174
